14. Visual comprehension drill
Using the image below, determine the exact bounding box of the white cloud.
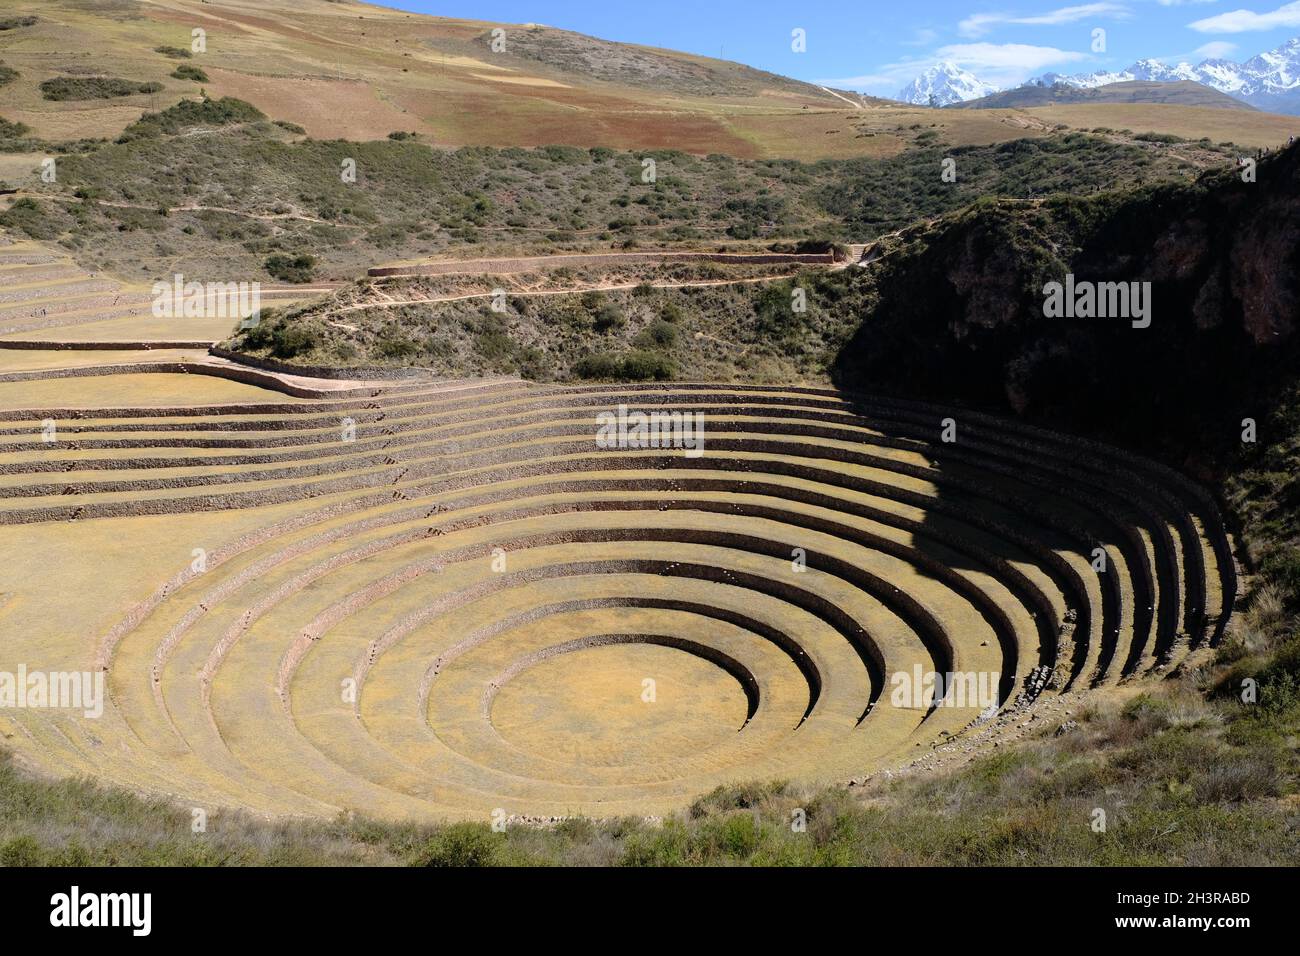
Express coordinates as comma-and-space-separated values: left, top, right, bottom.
959, 13, 1008, 37
959, 3, 1130, 38
936, 41, 1090, 71
1155, 0, 1218, 7
1194, 40, 1238, 57
903, 28, 940, 46
1189, 1, 1300, 32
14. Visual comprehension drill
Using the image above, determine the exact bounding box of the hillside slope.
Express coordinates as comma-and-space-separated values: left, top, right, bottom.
1, 93, 1239, 288
0, 0, 1297, 159
0, 0, 874, 160
833, 142, 1300, 477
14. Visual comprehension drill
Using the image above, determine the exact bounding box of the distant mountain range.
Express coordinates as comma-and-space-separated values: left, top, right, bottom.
898, 37, 1300, 115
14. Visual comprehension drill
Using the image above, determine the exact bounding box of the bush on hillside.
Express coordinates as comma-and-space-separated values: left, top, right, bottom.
264, 253, 318, 283
409, 823, 502, 867
170, 65, 209, 83
573, 350, 675, 381
0, 198, 60, 240
117, 97, 265, 142
39, 77, 163, 101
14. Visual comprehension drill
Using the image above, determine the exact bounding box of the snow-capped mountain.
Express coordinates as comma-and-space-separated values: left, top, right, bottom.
1240, 37, 1300, 95
896, 62, 998, 106
1037, 58, 1199, 89
1028, 38, 1300, 114
898, 37, 1300, 114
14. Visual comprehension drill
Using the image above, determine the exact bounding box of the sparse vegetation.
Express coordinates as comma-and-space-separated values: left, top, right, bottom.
115, 96, 266, 142
170, 64, 209, 83
263, 253, 317, 283
574, 350, 675, 381
35, 111, 1234, 292
0, 198, 63, 240
0, 116, 30, 142
39, 76, 164, 101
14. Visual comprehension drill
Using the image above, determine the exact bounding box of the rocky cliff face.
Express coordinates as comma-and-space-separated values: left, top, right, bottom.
834, 143, 1300, 471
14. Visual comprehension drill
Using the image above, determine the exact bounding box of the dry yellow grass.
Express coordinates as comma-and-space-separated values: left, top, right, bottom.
0, 154, 45, 189
0, 348, 210, 373
0, 372, 303, 409
1023, 103, 1300, 149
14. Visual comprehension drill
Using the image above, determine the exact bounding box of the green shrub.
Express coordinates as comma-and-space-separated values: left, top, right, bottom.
269, 324, 319, 359
236, 310, 276, 350
0, 114, 36, 155
593, 303, 625, 333
170, 65, 209, 83
0, 836, 43, 867
0, 62, 17, 87
39, 77, 163, 101
619, 822, 689, 866
264, 253, 317, 283
154, 45, 192, 59
0, 116, 29, 140
0, 16, 37, 31
572, 354, 621, 379
117, 96, 265, 141
408, 823, 502, 867
376, 329, 419, 360
633, 319, 678, 350
0, 198, 59, 240
620, 350, 675, 381
474, 324, 514, 364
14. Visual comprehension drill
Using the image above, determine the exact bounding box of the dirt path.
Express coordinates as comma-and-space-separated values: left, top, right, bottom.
819, 86, 865, 110
325, 274, 797, 318
367, 250, 836, 278
82, 199, 335, 226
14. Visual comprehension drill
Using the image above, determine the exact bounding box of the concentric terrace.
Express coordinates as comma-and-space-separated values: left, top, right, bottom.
0, 364, 1235, 820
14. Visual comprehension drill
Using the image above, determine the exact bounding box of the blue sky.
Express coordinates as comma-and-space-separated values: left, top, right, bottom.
386, 1, 1300, 94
